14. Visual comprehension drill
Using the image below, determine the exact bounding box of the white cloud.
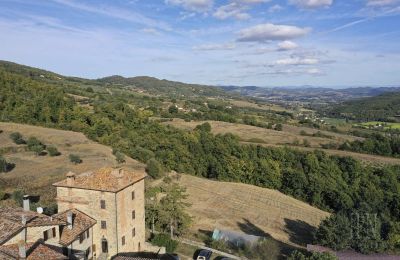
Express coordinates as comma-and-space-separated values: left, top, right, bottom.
277, 40, 299, 51
289, 0, 333, 9
237, 23, 311, 42
275, 57, 319, 65
213, 3, 250, 20
268, 4, 284, 12
193, 43, 236, 50
141, 28, 161, 35
306, 68, 324, 75
367, 0, 400, 6
165, 0, 213, 12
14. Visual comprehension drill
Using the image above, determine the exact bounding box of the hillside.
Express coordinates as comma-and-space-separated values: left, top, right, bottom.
0, 122, 145, 207
326, 92, 400, 122
97, 75, 229, 98
175, 173, 329, 250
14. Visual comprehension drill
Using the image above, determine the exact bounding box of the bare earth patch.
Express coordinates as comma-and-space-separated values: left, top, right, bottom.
0, 122, 145, 205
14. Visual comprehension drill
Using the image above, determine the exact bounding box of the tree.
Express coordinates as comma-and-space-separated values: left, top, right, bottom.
69, 154, 82, 164
168, 105, 178, 114
9, 132, 25, 144
314, 213, 352, 251
148, 183, 192, 237
194, 122, 211, 132
146, 158, 164, 179
288, 251, 337, 260
47, 146, 61, 156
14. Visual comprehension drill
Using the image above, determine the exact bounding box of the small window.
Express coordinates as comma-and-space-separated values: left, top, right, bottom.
86, 230, 89, 238
79, 234, 84, 244
100, 200, 106, 209
132, 228, 135, 237
52, 227, 56, 238
122, 236, 125, 246
43, 230, 48, 241
101, 221, 107, 229
131, 191, 135, 200
132, 210, 135, 220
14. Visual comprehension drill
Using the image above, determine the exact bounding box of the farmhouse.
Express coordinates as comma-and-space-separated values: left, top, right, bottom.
0, 167, 147, 260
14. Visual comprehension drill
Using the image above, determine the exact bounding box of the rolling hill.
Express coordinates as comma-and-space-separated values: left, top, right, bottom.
326, 92, 400, 122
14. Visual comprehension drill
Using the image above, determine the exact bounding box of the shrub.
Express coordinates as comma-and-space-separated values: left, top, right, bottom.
194, 122, 211, 132
47, 146, 61, 156
12, 190, 24, 206
31, 145, 45, 156
275, 123, 283, 131
146, 158, 164, 179
0, 191, 8, 200
86, 87, 94, 92
0, 155, 15, 172
69, 154, 82, 164
10, 132, 25, 144
27, 137, 45, 155
150, 233, 178, 253
115, 151, 125, 164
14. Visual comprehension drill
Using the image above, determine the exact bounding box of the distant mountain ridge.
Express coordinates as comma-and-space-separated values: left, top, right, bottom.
0, 60, 231, 98
220, 85, 400, 104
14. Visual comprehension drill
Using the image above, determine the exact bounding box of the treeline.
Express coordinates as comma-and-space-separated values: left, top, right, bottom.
339, 133, 400, 158
1, 67, 400, 254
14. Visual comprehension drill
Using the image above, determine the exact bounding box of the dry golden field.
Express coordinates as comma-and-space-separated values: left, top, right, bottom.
163, 119, 400, 165
163, 119, 360, 147
173, 173, 329, 249
0, 122, 145, 206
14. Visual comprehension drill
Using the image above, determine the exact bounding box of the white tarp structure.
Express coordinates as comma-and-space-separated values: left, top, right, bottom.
212, 229, 261, 247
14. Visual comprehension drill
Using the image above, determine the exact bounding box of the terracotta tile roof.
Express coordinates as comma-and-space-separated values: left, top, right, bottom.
0, 240, 67, 259
52, 209, 96, 246
0, 207, 65, 245
53, 167, 146, 192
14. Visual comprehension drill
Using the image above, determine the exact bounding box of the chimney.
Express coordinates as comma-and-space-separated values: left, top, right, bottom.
67, 211, 73, 230
18, 240, 26, 259
66, 171, 76, 186
23, 195, 30, 211
112, 168, 124, 186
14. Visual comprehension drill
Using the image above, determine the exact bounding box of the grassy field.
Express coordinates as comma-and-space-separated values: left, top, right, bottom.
355, 121, 400, 130
229, 99, 289, 112
172, 173, 329, 250
163, 119, 361, 148
0, 122, 145, 207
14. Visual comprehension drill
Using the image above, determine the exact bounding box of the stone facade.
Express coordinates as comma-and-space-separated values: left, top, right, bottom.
54, 168, 146, 259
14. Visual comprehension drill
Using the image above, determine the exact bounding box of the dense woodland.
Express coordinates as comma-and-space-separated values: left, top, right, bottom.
1, 63, 400, 254
325, 92, 400, 122
339, 133, 400, 158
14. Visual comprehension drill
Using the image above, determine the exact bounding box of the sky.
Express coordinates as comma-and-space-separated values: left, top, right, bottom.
0, 0, 399, 87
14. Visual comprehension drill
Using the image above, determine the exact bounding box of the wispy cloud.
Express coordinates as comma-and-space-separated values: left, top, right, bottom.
50, 0, 171, 31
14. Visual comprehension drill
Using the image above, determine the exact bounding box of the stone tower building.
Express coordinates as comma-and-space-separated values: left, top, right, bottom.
53, 167, 146, 259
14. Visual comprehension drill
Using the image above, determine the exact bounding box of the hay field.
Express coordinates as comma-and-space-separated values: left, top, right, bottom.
0, 122, 145, 205
174, 173, 329, 249
164, 119, 361, 147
